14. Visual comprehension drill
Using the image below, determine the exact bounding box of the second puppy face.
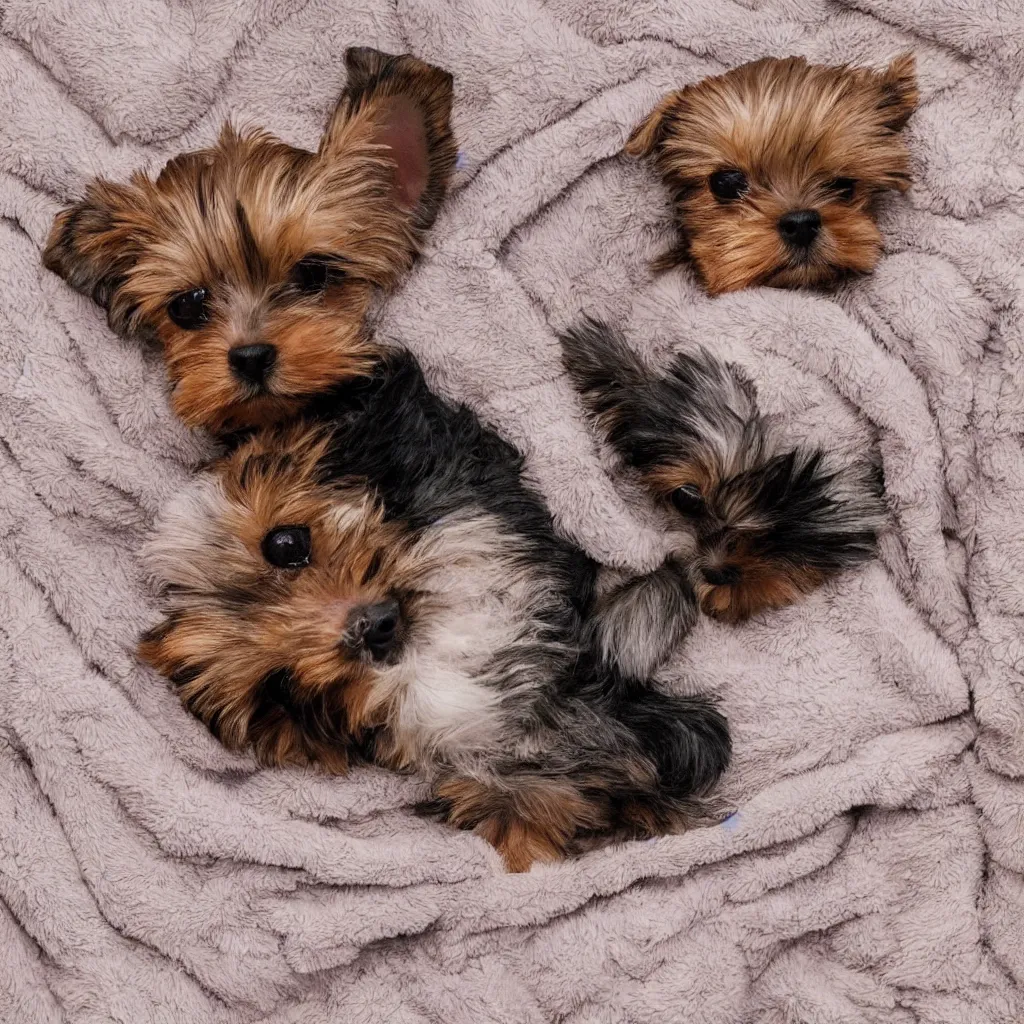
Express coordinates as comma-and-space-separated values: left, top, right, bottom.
562, 321, 884, 623
43, 48, 456, 431
137, 419, 567, 774
627, 55, 918, 294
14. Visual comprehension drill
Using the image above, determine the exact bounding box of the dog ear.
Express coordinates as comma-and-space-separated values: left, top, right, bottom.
42, 176, 150, 334
878, 52, 918, 132
321, 47, 456, 231
625, 89, 687, 158
560, 318, 682, 469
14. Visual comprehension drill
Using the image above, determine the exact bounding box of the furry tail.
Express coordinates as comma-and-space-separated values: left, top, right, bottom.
588, 560, 699, 680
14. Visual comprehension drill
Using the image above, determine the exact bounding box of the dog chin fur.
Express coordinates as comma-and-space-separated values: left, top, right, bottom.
140, 347, 731, 871
42, 47, 457, 433
562, 318, 885, 637
627, 53, 919, 294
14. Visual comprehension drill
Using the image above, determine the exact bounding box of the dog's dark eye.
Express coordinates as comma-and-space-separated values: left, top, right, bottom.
293, 254, 342, 294
671, 483, 706, 517
708, 169, 749, 202
167, 288, 210, 330
261, 526, 311, 568
825, 177, 857, 201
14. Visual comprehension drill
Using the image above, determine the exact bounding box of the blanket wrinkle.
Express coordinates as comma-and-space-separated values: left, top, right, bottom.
1, 0, 1023, 1020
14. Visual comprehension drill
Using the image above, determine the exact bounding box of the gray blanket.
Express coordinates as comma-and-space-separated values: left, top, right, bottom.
1, 0, 1022, 1020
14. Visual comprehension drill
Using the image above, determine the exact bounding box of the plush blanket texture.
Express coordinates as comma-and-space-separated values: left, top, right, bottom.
1, 0, 1022, 1021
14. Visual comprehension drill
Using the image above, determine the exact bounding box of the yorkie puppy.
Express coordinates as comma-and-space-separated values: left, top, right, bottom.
43, 47, 457, 432
562, 319, 884, 639
627, 54, 918, 294
139, 349, 731, 871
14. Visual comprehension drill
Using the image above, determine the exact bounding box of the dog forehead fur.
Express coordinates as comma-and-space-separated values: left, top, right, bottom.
659, 56, 916, 190
129, 127, 411, 299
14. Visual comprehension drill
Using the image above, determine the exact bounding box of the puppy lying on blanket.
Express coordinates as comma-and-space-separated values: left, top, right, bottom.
138, 348, 732, 871
43, 46, 457, 433
563, 319, 885, 673
627, 54, 918, 294
40, 43, 729, 870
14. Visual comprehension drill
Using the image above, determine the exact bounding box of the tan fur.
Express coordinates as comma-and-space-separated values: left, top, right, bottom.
433, 775, 602, 873
628, 54, 918, 294
646, 460, 719, 502
694, 557, 825, 624
42, 49, 456, 431
139, 424, 419, 765
434, 750, 701, 870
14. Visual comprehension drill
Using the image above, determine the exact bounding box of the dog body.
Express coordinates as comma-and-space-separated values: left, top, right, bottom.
628, 55, 919, 293
141, 349, 732, 870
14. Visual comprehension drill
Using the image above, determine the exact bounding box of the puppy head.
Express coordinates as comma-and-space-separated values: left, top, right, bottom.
44, 48, 456, 431
561, 320, 884, 622
139, 421, 550, 770
653, 446, 884, 623
138, 425, 409, 770
627, 54, 918, 294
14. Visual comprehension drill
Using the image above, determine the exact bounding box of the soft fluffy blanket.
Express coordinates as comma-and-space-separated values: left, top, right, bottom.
1, 0, 1022, 1021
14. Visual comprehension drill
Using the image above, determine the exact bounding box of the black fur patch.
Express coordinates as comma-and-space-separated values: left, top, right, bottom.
294, 347, 730, 835
235, 201, 266, 284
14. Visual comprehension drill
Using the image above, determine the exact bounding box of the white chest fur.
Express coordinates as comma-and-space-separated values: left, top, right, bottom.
377, 511, 569, 769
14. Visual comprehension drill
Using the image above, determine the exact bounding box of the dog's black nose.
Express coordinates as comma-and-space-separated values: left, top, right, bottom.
228, 343, 277, 385
778, 209, 821, 248
703, 565, 742, 586
348, 599, 401, 661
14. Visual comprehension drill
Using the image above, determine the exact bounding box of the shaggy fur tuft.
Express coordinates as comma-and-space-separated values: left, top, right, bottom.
43, 48, 457, 432
588, 560, 699, 680
627, 54, 918, 294
562, 319, 885, 626
140, 348, 731, 871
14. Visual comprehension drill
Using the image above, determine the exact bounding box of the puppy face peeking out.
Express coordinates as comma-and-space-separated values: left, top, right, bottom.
627, 54, 918, 294
137, 416, 584, 780
561, 320, 884, 623
138, 426, 412, 771
43, 47, 456, 431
